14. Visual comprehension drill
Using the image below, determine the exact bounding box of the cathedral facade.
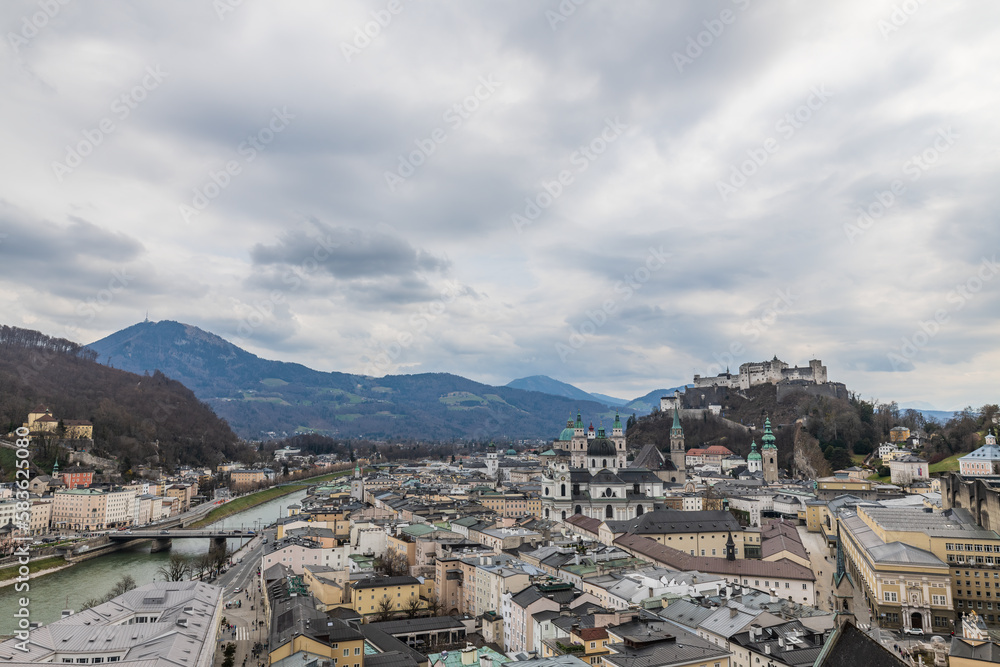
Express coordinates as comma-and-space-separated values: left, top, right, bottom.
539, 411, 684, 522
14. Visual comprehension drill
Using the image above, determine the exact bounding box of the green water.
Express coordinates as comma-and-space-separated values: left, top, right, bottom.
0, 489, 308, 634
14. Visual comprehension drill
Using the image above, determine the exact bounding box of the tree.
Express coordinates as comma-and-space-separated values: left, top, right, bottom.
156, 554, 191, 582
109, 574, 137, 597
404, 595, 423, 618
425, 595, 441, 617
376, 550, 409, 577
375, 595, 395, 622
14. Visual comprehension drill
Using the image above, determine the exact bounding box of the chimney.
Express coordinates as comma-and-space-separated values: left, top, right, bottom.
730, 607, 737, 618
764, 644, 770, 655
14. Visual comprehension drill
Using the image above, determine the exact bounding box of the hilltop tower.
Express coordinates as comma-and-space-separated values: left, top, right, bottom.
762, 417, 778, 483
669, 406, 686, 474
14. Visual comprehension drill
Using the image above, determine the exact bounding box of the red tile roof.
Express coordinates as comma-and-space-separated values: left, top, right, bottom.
613, 534, 815, 581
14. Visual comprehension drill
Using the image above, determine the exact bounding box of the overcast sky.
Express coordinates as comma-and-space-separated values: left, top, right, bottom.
2, 1, 998, 410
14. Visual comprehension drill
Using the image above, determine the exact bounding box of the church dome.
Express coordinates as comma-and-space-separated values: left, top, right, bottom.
587, 438, 617, 457
559, 427, 575, 441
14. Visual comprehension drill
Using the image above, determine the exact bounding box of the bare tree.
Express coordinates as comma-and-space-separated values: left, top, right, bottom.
109, 574, 138, 597
376, 550, 409, 577
425, 595, 441, 617
375, 595, 395, 622
156, 554, 191, 582
404, 595, 422, 618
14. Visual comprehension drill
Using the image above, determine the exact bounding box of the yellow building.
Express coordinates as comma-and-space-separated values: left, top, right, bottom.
349, 576, 424, 618
23, 405, 93, 439
268, 596, 366, 667
541, 626, 610, 665
303, 565, 350, 611
837, 505, 984, 633
231, 469, 267, 487
477, 492, 542, 518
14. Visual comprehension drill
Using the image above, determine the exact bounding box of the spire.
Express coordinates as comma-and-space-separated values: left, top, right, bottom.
761, 417, 777, 450
671, 406, 682, 431
597, 421, 606, 438
613, 411, 622, 430
575, 410, 584, 429
52, 459, 60, 477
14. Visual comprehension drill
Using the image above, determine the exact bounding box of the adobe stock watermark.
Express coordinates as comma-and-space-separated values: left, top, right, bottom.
716, 85, 832, 202
235, 231, 340, 342
341, 0, 406, 63
51, 65, 168, 182
673, 0, 751, 73
511, 116, 628, 234
12, 425, 33, 652
878, 0, 926, 39
546, 0, 586, 31
556, 246, 670, 361
6, 0, 72, 54
703, 287, 795, 377
213, 0, 245, 21
844, 126, 958, 244
385, 75, 501, 192
887, 255, 999, 371
364, 280, 465, 376
179, 107, 294, 223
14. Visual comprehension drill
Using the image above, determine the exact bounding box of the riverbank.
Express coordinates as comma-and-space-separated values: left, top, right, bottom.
188, 468, 352, 528
0, 556, 72, 587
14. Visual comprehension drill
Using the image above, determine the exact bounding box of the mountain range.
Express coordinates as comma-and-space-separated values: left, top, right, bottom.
88, 320, 670, 441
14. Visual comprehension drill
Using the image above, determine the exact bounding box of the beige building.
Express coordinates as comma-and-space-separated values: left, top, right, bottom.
52, 488, 135, 531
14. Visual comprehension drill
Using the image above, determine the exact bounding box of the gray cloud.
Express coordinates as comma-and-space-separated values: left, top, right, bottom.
1, 0, 999, 409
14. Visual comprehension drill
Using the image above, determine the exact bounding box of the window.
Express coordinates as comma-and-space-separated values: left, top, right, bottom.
884, 592, 898, 602
802, 584, 807, 590
355, 648, 361, 656
344, 650, 350, 657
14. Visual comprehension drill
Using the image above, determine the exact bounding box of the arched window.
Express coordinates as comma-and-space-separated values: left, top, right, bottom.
636, 504, 644, 516
591, 459, 596, 467
602, 459, 608, 468
560, 483, 566, 496
575, 505, 582, 515
545, 508, 550, 518
544, 488, 549, 496
606, 505, 614, 519
561, 511, 566, 520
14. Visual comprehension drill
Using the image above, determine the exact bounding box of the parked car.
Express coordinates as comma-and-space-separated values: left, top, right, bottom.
904, 628, 924, 636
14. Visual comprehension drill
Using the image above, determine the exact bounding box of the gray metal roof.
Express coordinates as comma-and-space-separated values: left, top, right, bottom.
0, 581, 222, 667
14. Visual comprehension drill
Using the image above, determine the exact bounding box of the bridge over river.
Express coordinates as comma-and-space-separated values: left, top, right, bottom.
106, 528, 257, 552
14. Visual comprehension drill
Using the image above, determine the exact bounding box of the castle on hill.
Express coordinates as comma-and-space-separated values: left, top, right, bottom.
693, 356, 827, 390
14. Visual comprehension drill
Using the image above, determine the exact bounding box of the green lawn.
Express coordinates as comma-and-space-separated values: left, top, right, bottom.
930, 453, 962, 474
850, 454, 867, 466
0, 556, 68, 583
188, 468, 354, 528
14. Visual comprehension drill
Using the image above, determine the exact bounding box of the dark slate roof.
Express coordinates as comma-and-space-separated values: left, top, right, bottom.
616, 469, 665, 482
813, 621, 907, 667
950, 636, 1000, 662
629, 445, 666, 470
591, 470, 625, 484
356, 625, 429, 667
606, 509, 741, 536
366, 616, 466, 635
353, 576, 420, 590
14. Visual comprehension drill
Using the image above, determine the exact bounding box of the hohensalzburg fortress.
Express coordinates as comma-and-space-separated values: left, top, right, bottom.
692, 356, 828, 390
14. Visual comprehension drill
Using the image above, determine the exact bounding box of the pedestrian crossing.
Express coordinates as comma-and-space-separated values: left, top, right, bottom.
227, 627, 252, 641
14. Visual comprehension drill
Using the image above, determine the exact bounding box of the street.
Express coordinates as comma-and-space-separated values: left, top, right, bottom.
213, 528, 274, 667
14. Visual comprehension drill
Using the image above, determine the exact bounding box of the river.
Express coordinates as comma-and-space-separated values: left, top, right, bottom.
0, 488, 308, 634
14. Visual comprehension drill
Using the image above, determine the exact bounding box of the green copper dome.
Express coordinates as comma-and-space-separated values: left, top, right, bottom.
762, 417, 777, 450
747, 441, 762, 461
